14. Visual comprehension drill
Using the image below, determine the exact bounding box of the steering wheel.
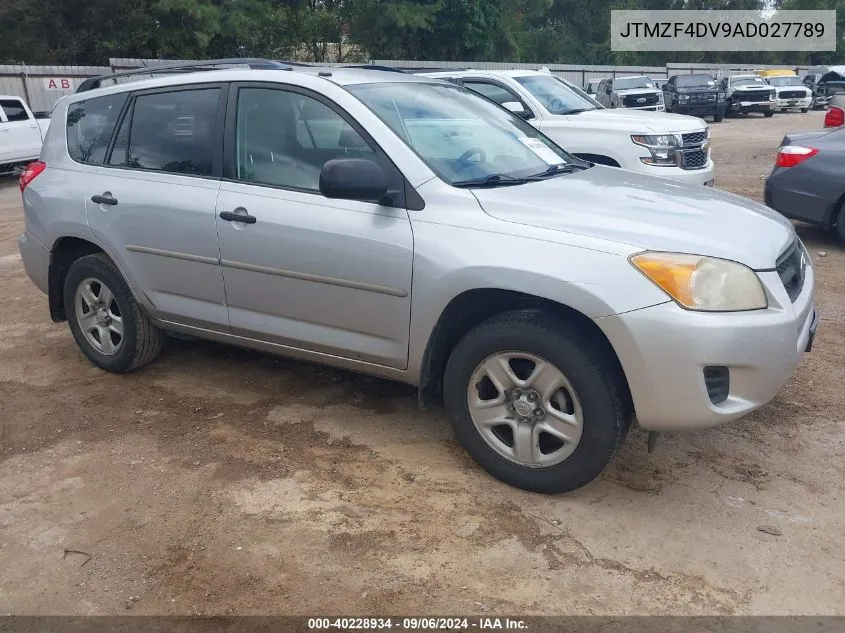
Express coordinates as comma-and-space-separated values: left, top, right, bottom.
458, 147, 487, 163
549, 98, 565, 112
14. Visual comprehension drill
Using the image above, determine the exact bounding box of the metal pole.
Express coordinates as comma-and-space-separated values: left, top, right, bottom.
20, 69, 33, 106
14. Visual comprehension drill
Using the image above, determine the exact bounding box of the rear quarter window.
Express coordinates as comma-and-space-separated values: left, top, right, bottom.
0, 98, 30, 122
66, 93, 128, 165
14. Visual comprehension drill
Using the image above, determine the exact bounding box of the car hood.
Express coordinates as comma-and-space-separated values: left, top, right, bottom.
552, 108, 705, 133
616, 87, 661, 95
732, 84, 771, 91
676, 87, 718, 93
471, 166, 794, 269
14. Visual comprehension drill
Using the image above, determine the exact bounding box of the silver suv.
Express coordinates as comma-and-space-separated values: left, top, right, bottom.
18, 62, 818, 494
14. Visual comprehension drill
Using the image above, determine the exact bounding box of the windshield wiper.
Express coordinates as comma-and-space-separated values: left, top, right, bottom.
560, 108, 590, 115
453, 174, 533, 188
529, 163, 590, 178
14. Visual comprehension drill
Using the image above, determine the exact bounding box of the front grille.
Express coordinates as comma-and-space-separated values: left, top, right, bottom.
703, 367, 730, 405
776, 240, 806, 303
689, 93, 717, 104
682, 131, 706, 146
623, 92, 660, 107
681, 149, 708, 170
739, 90, 771, 102
780, 90, 806, 100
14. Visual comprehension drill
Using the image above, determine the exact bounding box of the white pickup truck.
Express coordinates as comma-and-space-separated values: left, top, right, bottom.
420, 69, 714, 187
1, 96, 51, 174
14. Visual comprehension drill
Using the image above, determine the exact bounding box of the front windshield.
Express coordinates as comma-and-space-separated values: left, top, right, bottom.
552, 76, 604, 108
677, 75, 717, 88
513, 75, 599, 114
732, 77, 767, 86
768, 76, 803, 87
348, 82, 577, 186
614, 76, 655, 90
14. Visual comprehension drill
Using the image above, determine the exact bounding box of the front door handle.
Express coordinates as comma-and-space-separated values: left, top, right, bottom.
91, 194, 118, 206
220, 210, 257, 224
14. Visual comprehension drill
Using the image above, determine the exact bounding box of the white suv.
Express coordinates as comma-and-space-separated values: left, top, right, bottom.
595, 76, 665, 112
421, 70, 714, 187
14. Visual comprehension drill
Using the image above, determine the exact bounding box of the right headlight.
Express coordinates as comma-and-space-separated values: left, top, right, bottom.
631, 134, 680, 167
630, 252, 767, 311
679, 94, 690, 101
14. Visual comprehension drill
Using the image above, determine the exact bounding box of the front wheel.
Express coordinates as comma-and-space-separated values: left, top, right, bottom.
64, 253, 163, 372
801, 107, 809, 113
442, 312, 631, 494
713, 111, 724, 122
764, 111, 775, 118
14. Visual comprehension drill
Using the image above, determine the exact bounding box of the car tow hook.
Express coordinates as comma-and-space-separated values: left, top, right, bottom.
647, 431, 660, 454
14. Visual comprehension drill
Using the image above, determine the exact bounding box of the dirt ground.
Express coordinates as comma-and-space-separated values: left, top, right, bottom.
0, 111, 843, 617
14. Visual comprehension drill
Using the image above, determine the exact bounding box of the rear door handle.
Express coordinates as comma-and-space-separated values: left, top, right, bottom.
91, 194, 118, 206
220, 210, 257, 224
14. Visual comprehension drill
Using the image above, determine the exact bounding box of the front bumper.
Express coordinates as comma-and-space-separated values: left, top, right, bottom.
673, 103, 726, 117
18, 231, 50, 294
625, 104, 665, 112
596, 263, 816, 431
631, 157, 715, 187
732, 101, 775, 113
777, 97, 812, 110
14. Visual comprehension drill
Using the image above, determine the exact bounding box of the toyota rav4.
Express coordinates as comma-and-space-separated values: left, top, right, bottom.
18, 61, 817, 493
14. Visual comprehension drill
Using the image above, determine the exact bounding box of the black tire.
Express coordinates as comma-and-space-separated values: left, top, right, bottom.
764, 111, 775, 118
713, 111, 724, 122
442, 311, 632, 494
836, 204, 845, 245
64, 253, 162, 372
801, 108, 809, 113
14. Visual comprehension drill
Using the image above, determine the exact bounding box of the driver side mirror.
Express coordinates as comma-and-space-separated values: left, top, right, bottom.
319, 158, 388, 203
501, 101, 531, 119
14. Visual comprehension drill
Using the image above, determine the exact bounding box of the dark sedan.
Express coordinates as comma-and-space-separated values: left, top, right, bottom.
765, 126, 845, 243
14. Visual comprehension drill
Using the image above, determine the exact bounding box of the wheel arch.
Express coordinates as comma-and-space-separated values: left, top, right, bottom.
48, 236, 106, 322
417, 288, 632, 412
572, 153, 622, 168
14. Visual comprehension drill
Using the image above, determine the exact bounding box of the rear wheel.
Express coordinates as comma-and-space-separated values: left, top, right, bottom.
837, 204, 845, 245
442, 311, 631, 494
64, 253, 162, 372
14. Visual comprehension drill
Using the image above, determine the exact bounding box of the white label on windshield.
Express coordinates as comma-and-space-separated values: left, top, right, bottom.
518, 137, 565, 165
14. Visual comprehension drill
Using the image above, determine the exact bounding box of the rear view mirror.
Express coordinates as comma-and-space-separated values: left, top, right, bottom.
319, 158, 388, 202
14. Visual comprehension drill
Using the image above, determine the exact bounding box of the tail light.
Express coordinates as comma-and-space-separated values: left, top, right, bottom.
824, 106, 844, 128
19, 160, 46, 193
775, 145, 819, 168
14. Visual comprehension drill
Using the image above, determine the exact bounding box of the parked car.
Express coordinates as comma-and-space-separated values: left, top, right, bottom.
721, 75, 775, 117
765, 75, 813, 113
19, 61, 817, 493
422, 69, 714, 186
663, 74, 727, 122
803, 66, 845, 109
824, 94, 845, 128
594, 76, 664, 111
765, 125, 845, 243
0, 95, 51, 174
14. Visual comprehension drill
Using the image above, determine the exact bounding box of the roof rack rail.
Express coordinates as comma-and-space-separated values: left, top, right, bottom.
76, 58, 292, 93
343, 64, 407, 74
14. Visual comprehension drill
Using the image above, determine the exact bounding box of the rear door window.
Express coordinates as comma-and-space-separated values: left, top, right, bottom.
0, 98, 31, 122
66, 93, 128, 165
109, 88, 220, 177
